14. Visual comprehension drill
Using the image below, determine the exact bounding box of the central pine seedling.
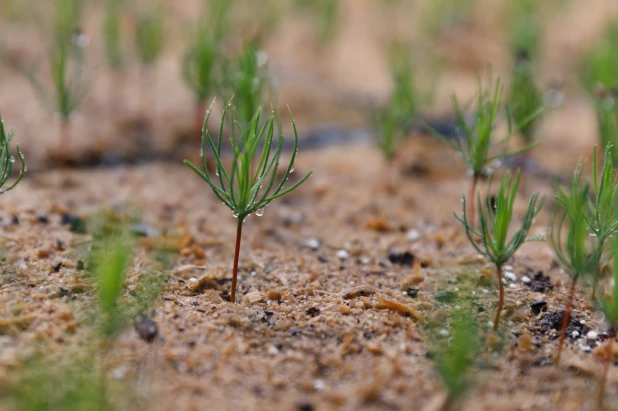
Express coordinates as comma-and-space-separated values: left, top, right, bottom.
0, 114, 26, 194
430, 76, 540, 226
184, 101, 312, 303
456, 171, 543, 330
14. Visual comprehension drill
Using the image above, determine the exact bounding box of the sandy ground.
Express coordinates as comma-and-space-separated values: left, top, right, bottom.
1, 0, 618, 410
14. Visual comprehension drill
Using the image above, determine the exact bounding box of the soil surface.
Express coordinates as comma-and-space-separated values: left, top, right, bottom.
1, 1, 618, 410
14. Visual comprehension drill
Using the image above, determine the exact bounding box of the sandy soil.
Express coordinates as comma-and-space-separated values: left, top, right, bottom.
1, 0, 618, 410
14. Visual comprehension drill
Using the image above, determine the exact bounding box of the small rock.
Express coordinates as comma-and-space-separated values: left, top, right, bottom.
36, 214, 49, 224
313, 380, 325, 391
305, 238, 320, 250
504, 271, 517, 281
336, 250, 349, 260
267, 290, 282, 301
572, 331, 580, 338
439, 329, 449, 337
267, 346, 279, 355
529, 301, 547, 315
587, 331, 599, 340
134, 317, 158, 343
306, 307, 320, 317
338, 304, 351, 315
52, 261, 62, 272
130, 223, 161, 237
407, 229, 420, 241
388, 251, 416, 266
61, 213, 86, 234
297, 402, 314, 411
521, 275, 531, 284
245, 291, 262, 305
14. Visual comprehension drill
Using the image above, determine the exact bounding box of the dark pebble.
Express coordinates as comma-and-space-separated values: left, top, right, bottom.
297, 402, 314, 411
527, 271, 553, 293
388, 251, 416, 266
52, 262, 62, 272
36, 214, 49, 223
306, 307, 320, 317
61, 213, 86, 234
134, 317, 158, 343
406, 288, 419, 298
530, 300, 547, 315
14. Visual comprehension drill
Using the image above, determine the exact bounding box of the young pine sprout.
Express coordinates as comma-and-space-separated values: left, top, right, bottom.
430, 76, 540, 226
551, 164, 601, 364
433, 310, 478, 408
0, 114, 26, 194
596, 239, 618, 409
580, 19, 618, 94
184, 102, 312, 303
589, 145, 618, 299
23, 0, 87, 161
507, 52, 544, 147
182, 0, 230, 143
134, 3, 165, 116
220, 41, 271, 129
456, 171, 543, 331
594, 87, 618, 166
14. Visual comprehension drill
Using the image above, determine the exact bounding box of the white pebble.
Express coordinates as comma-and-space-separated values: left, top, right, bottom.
267, 346, 279, 355
521, 275, 531, 284
439, 329, 449, 337
407, 229, 420, 241
313, 379, 326, 391
336, 250, 349, 260
112, 367, 126, 380
580, 319, 586, 325
504, 265, 514, 271
488, 321, 494, 328
509, 284, 517, 289
587, 331, 598, 340
189, 278, 197, 284
306, 238, 320, 250
571, 331, 580, 338
504, 272, 517, 281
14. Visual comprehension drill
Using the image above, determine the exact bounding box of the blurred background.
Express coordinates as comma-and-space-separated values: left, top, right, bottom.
0, 0, 617, 174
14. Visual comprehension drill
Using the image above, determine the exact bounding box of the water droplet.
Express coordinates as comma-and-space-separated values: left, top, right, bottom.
9, 156, 14, 163
215, 170, 219, 177
233, 213, 238, 218
290, 167, 294, 173
255, 208, 265, 217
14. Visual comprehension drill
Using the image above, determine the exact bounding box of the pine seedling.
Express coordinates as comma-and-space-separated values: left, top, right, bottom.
551, 164, 601, 364
429, 75, 540, 226
22, 0, 87, 161
594, 87, 618, 166
220, 41, 270, 130
182, 0, 230, 143
103, 0, 126, 71
507, 53, 544, 146
184, 101, 312, 303
135, 4, 164, 68
433, 311, 478, 407
589, 145, 618, 299
0, 115, 25, 194
580, 19, 618, 93
508, 0, 542, 61
422, 0, 474, 37
295, 0, 340, 47
456, 171, 543, 331
596, 238, 618, 409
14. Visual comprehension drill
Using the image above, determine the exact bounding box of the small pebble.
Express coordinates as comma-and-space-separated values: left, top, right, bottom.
267, 290, 282, 301
488, 321, 494, 328
580, 319, 587, 325
313, 380, 326, 391
439, 329, 449, 337
509, 284, 517, 289
504, 272, 517, 281
52, 261, 62, 272
407, 229, 420, 241
587, 331, 598, 340
571, 331, 580, 338
306, 238, 320, 250
521, 275, 531, 284
267, 346, 279, 355
336, 250, 349, 260
504, 265, 513, 271
189, 278, 198, 284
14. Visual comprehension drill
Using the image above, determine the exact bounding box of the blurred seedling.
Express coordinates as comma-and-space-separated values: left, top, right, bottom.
431, 309, 478, 408
103, 0, 128, 113
507, 52, 544, 149
551, 163, 601, 364
589, 145, 618, 299
374, 41, 420, 164
596, 239, 618, 409
456, 171, 543, 331
422, 0, 474, 38
0, 114, 26, 194
182, 0, 230, 143
580, 19, 618, 94
429, 75, 540, 226
134, 2, 165, 117
507, 0, 542, 61
220, 41, 272, 130
295, 0, 340, 48
184, 100, 312, 302
22, 0, 87, 165
593, 86, 618, 166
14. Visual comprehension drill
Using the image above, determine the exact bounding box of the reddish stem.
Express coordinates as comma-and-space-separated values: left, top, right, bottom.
469, 174, 479, 227
598, 330, 615, 410
230, 217, 244, 303
592, 252, 602, 301
557, 277, 577, 365
494, 265, 504, 331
